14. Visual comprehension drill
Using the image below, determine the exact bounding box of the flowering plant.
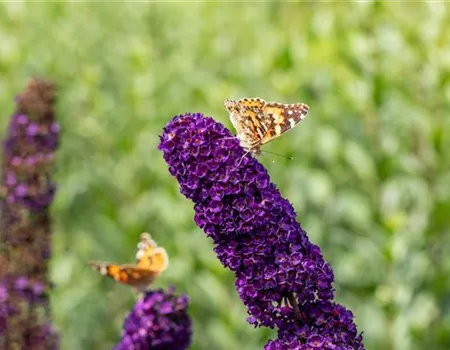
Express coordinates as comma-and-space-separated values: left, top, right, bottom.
159, 113, 364, 349
0, 78, 59, 349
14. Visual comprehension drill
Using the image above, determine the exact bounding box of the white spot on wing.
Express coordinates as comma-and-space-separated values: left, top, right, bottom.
275, 124, 281, 135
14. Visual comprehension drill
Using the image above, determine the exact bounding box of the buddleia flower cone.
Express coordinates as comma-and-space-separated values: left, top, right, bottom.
159, 113, 364, 349
114, 288, 192, 350
0, 78, 59, 349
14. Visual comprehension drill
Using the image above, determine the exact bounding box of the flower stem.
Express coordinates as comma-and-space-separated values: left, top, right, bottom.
287, 292, 302, 320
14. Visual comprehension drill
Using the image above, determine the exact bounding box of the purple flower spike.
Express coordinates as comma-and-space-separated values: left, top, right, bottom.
1, 78, 59, 348
114, 288, 191, 350
159, 113, 364, 348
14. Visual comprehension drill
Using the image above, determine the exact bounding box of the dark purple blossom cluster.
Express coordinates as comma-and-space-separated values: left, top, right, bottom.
265, 301, 363, 349
115, 288, 191, 350
0, 275, 58, 349
0, 78, 59, 349
159, 113, 364, 348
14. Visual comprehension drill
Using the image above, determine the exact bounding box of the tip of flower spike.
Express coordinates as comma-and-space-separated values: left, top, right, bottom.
115, 288, 192, 350
15, 78, 56, 120
3, 78, 59, 211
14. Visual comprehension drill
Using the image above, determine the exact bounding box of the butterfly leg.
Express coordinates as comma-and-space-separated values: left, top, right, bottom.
236, 150, 251, 167
236, 139, 264, 167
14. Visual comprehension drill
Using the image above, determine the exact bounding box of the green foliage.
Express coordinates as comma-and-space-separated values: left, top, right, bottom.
1, 2, 449, 349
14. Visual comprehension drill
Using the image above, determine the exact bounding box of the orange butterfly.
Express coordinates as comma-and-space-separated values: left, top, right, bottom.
89, 232, 168, 292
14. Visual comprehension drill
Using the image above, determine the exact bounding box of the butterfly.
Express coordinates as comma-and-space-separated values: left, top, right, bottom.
88, 232, 168, 292
224, 97, 309, 155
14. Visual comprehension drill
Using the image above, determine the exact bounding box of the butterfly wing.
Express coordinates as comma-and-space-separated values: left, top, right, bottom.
88, 261, 160, 289
259, 102, 309, 146
146, 247, 169, 272
137, 246, 169, 273
135, 232, 157, 266
224, 98, 269, 150
135, 233, 168, 273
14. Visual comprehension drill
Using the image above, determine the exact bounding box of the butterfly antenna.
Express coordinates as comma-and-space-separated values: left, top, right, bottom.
261, 150, 294, 161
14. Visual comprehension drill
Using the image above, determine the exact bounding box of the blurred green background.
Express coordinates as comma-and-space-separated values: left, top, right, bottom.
1, 2, 449, 350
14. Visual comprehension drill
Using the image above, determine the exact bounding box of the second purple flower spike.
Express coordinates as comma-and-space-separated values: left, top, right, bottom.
114, 288, 191, 350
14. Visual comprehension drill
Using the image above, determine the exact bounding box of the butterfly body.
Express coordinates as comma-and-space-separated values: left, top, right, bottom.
224, 97, 309, 154
89, 233, 168, 292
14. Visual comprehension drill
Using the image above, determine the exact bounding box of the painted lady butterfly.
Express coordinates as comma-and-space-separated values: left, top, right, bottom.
89, 232, 168, 292
224, 97, 309, 155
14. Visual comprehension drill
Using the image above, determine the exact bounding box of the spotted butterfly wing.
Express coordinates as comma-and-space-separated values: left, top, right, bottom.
224, 98, 267, 152
259, 101, 309, 146
224, 97, 309, 154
